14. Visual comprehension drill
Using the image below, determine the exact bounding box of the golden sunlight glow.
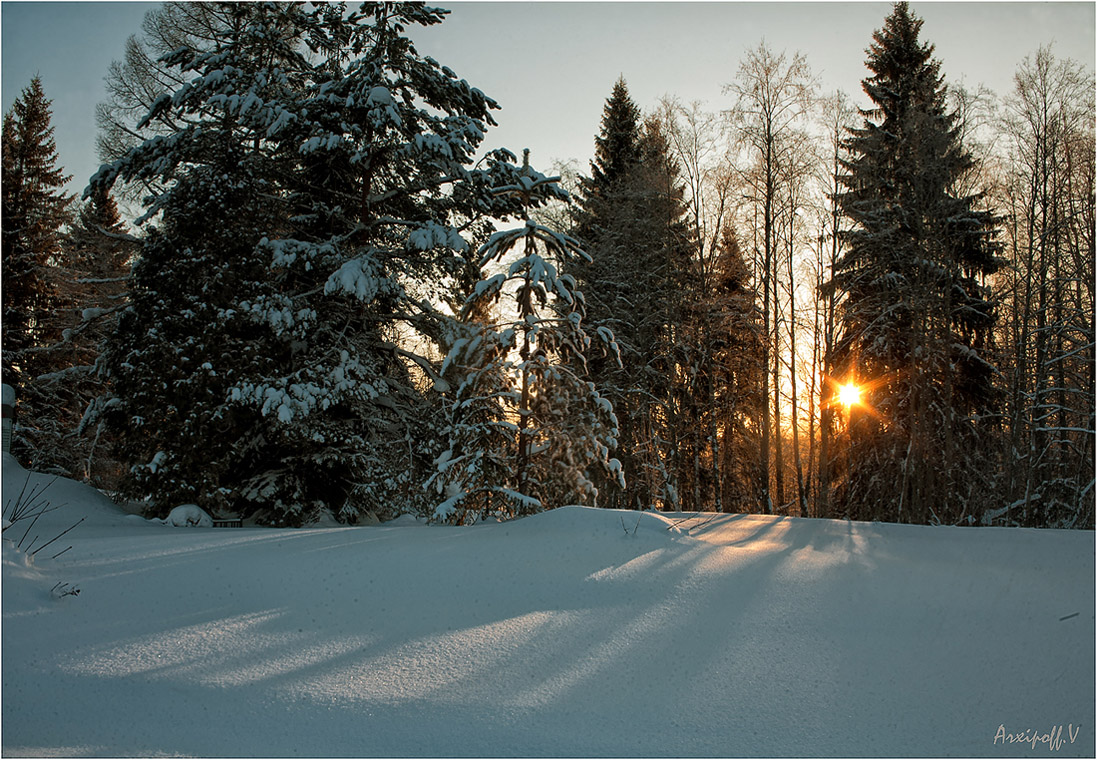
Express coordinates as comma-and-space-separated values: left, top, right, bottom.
838, 383, 862, 408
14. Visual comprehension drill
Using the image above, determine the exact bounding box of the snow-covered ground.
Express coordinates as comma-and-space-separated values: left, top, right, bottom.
3, 454, 1094, 757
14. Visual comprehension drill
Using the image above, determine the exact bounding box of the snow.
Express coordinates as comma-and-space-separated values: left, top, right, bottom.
163, 504, 213, 528
2, 458, 1094, 757
324, 255, 383, 302
80, 307, 108, 322
406, 221, 469, 253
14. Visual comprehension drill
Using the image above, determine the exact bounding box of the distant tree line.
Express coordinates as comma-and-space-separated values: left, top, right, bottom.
2, 1, 1092, 528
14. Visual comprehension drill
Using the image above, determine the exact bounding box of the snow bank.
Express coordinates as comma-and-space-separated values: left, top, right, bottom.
2, 466, 1093, 757
514, 504, 686, 539
2, 453, 133, 534
382, 513, 424, 527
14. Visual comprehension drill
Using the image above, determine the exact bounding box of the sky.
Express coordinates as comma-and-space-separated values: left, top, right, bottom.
2, 1, 1094, 211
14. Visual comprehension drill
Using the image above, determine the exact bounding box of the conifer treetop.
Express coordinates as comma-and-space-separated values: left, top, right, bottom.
861, 2, 946, 124
4, 76, 74, 219
590, 76, 642, 188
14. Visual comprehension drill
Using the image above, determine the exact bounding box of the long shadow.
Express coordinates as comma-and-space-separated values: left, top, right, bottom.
10, 514, 1094, 757
668, 515, 1095, 757
10, 513, 814, 753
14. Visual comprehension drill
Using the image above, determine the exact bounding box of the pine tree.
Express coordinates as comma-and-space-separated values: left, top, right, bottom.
569, 80, 691, 510
89, 2, 574, 525
826, 2, 1001, 524
1, 76, 77, 472
2, 77, 74, 384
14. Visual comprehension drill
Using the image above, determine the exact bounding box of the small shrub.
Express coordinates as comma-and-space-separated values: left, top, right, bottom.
4, 474, 84, 598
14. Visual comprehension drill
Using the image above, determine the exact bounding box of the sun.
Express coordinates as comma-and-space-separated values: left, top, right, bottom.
838, 383, 862, 408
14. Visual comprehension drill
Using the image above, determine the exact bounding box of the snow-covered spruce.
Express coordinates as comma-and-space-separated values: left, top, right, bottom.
429, 216, 623, 525
824, 3, 1001, 524
87, 4, 595, 525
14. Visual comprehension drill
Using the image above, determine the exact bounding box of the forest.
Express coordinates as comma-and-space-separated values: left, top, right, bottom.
2, 1, 1093, 529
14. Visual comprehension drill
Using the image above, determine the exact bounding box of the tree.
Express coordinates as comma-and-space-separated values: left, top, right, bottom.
584, 77, 642, 191
1, 76, 76, 472
708, 224, 766, 512
432, 204, 624, 524
726, 42, 815, 513
44, 186, 138, 485
657, 97, 767, 512
568, 80, 691, 510
89, 2, 560, 525
809, 90, 856, 518
826, 2, 1001, 524
996, 46, 1095, 527
96, 3, 241, 208
2, 77, 73, 384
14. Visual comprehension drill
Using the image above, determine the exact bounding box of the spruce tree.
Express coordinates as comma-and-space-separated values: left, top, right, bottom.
708, 225, 765, 512
826, 2, 1000, 523
90, 2, 578, 525
2, 77, 73, 386
570, 80, 691, 510
432, 205, 623, 524
586, 77, 642, 191
62, 186, 136, 485
1, 76, 77, 472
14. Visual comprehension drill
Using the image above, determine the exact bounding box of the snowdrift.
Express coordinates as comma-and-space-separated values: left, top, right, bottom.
2, 461, 1094, 757
2, 453, 134, 532
508, 504, 687, 539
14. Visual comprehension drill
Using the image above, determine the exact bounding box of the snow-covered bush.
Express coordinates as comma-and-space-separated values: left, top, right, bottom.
164, 504, 212, 528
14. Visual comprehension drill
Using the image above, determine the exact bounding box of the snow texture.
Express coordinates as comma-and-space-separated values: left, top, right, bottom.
164, 504, 213, 528
2, 460, 1094, 757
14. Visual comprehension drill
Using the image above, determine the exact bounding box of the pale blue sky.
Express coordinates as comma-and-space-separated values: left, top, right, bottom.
3, 1, 1094, 207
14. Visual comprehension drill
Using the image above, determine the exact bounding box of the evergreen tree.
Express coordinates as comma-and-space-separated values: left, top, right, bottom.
432, 203, 623, 524
2, 76, 74, 386
62, 186, 136, 485
586, 77, 642, 191
96, 3, 245, 206
1, 76, 77, 473
89, 2, 573, 525
708, 226, 765, 512
569, 80, 691, 510
825, 2, 1001, 524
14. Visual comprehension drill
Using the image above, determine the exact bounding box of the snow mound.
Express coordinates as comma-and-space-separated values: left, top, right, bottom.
2, 454, 131, 533
383, 513, 424, 526
2, 537, 39, 578
2, 541, 48, 607
514, 505, 688, 541
163, 504, 213, 528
